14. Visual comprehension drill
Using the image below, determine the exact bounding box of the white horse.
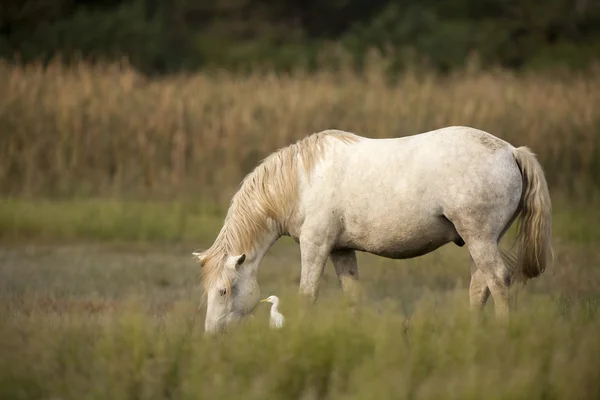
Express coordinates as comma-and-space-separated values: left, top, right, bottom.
194, 126, 552, 333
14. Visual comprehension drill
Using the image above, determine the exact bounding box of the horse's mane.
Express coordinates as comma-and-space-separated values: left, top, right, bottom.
199, 129, 360, 293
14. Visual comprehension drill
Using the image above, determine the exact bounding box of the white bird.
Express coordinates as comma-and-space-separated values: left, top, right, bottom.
260, 295, 285, 329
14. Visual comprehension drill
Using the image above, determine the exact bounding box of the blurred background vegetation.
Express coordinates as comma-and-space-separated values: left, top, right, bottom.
1, 0, 600, 236
2, 0, 600, 75
1, 2, 600, 399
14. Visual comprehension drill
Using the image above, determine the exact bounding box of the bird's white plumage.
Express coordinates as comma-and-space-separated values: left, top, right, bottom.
260, 295, 285, 329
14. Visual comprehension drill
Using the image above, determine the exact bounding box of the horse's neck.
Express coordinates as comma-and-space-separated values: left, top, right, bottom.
240, 219, 281, 266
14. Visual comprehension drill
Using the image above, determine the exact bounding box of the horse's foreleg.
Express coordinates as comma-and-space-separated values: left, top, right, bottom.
299, 238, 331, 303
330, 249, 363, 305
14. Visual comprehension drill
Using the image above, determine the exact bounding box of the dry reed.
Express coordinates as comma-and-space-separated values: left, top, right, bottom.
1, 58, 599, 202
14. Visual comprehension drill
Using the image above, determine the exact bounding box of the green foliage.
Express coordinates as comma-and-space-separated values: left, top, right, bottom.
1, 0, 599, 73
343, 0, 600, 73
1, 0, 168, 73
0, 198, 226, 244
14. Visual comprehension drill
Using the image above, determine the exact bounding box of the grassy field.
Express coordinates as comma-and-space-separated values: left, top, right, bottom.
1, 60, 600, 399
0, 199, 599, 400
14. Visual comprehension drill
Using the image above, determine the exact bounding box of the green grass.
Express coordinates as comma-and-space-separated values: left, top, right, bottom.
0, 198, 226, 244
2, 197, 600, 245
0, 197, 599, 399
1, 293, 598, 400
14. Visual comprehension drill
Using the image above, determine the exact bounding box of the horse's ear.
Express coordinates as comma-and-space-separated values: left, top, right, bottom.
227, 253, 246, 270
235, 253, 246, 267
192, 249, 208, 266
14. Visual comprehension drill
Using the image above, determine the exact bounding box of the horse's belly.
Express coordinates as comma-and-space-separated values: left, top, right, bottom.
350, 236, 451, 259
336, 215, 460, 259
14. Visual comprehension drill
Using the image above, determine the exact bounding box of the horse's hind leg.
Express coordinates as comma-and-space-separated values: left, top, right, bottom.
330, 250, 363, 305
468, 206, 521, 314
468, 241, 511, 318
469, 256, 490, 311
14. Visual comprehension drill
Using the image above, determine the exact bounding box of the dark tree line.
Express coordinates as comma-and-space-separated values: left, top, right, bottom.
1, 0, 599, 74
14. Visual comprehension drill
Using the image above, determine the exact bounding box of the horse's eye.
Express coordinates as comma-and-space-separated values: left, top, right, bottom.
219, 288, 227, 296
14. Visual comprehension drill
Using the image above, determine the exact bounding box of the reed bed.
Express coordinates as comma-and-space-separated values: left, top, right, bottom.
1, 59, 599, 202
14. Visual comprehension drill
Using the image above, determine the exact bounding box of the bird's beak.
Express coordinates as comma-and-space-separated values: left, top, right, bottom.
260, 299, 268, 303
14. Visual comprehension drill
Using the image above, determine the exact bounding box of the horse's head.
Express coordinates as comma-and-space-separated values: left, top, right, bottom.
195, 251, 261, 334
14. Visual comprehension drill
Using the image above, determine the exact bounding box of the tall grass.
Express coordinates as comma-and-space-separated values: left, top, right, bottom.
1, 235, 599, 400
1, 295, 599, 400
1, 58, 599, 202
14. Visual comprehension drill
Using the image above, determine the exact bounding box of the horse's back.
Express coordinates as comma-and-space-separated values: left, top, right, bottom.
334, 126, 519, 201
301, 126, 523, 257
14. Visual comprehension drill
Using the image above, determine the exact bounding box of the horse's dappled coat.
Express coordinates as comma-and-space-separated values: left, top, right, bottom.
195, 126, 552, 333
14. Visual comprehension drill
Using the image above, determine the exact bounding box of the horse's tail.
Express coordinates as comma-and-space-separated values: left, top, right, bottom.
509, 146, 553, 282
